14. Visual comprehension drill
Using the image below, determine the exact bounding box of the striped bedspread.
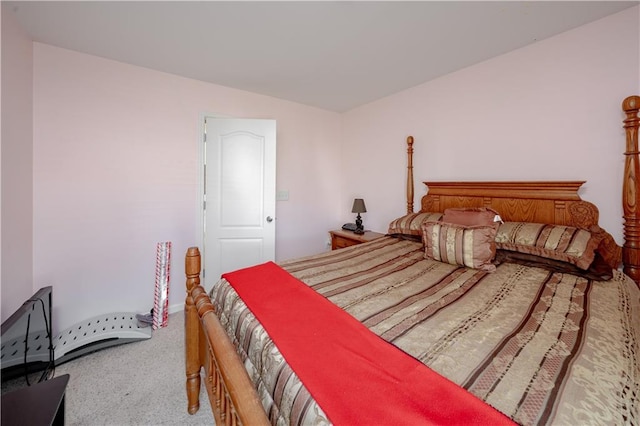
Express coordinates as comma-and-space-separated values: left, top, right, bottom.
209, 236, 640, 425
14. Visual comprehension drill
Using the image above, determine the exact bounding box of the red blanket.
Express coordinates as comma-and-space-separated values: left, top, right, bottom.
223, 262, 515, 425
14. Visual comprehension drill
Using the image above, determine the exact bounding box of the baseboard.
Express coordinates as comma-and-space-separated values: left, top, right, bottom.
168, 303, 184, 315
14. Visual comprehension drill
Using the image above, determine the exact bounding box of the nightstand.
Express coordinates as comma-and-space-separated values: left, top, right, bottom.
329, 229, 385, 250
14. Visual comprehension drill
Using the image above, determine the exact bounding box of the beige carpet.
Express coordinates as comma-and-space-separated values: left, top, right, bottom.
54, 312, 213, 425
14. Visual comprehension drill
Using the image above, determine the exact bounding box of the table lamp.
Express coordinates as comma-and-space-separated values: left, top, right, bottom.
351, 198, 367, 234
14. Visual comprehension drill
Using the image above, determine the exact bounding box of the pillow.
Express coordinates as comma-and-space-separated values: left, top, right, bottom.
495, 222, 603, 270
442, 207, 502, 227
422, 221, 497, 272
494, 249, 613, 281
388, 212, 443, 237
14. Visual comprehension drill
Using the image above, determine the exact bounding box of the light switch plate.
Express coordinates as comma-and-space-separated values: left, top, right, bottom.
276, 190, 289, 201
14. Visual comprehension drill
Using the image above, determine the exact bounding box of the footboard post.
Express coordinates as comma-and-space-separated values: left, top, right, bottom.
185, 247, 202, 414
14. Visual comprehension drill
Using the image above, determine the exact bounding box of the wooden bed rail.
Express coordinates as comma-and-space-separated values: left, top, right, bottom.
185, 247, 269, 426
623, 95, 640, 284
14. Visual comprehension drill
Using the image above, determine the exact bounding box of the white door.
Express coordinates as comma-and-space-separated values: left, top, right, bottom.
202, 118, 276, 287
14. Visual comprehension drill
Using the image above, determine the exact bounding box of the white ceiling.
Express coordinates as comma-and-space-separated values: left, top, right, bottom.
7, 1, 638, 112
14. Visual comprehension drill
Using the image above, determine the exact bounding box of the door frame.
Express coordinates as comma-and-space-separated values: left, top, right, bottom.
196, 112, 230, 283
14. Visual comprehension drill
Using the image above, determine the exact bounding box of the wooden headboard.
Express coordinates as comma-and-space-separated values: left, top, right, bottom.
403, 137, 624, 277
420, 181, 600, 229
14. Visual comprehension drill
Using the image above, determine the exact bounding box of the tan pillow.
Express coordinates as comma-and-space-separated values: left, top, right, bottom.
422, 221, 497, 272
495, 222, 603, 270
388, 212, 443, 237
442, 207, 501, 227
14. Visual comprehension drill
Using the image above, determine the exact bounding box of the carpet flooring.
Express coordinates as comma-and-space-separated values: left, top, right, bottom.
53, 312, 213, 425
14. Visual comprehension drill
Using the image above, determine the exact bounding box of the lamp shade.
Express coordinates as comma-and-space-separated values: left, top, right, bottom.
351, 198, 367, 213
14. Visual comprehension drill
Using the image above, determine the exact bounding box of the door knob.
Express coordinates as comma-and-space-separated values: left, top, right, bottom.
266, 216, 274, 223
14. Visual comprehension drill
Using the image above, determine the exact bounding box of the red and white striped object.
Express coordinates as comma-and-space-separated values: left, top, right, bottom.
153, 241, 171, 329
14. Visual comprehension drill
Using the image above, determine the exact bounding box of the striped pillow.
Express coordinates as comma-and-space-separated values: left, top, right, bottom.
388, 212, 443, 237
495, 222, 603, 270
422, 221, 497, 272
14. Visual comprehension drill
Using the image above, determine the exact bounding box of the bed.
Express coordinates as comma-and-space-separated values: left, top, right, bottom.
184, 95, 640, 425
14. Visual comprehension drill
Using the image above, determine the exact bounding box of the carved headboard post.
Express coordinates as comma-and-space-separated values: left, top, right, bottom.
622, 96, 640, 284
407, 136, 414, 214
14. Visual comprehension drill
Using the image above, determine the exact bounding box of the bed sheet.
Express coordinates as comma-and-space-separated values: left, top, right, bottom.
209, 236, 640, 425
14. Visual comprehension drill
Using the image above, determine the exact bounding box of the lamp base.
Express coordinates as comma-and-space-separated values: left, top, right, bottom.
354, 214, 364, 234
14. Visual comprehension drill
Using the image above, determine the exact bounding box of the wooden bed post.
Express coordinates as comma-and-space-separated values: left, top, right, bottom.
407, 136, 414, 214
622, 96, 640, 285
185, 247, 202, 414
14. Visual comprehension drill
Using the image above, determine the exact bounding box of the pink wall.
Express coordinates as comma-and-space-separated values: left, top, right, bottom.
1, 4, 34, 321
342, 7, 640, 247
32, 44, 342, 332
